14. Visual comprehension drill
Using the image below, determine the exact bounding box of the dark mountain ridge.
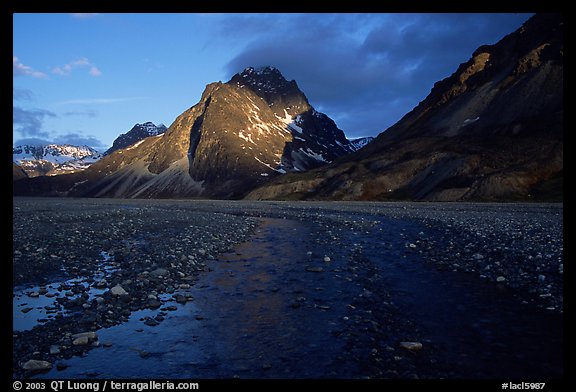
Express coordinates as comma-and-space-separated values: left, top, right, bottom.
246, 13, 563, 202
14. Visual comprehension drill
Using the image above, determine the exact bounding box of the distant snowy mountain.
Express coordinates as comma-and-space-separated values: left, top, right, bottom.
46, 154, 103, 176
348, 137, 375, 151
13, 144, 101, 177
105, 122, 167, 155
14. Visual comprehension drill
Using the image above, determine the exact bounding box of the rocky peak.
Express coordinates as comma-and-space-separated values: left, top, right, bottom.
105, 121, 167, 155
229, 66, 309, 118
236, 66, 291, 90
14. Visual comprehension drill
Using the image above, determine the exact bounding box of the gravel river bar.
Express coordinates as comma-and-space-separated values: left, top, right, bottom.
13, 198, 563, 380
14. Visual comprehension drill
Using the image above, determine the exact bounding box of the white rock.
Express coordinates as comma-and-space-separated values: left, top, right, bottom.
22, 359, 52, 371
71, 331, 97, 340
496, 276, 506, 283
323, 256, 331, 262
110, 285, 128, 296
399, 341, 423, 351
72, 336, 90, 346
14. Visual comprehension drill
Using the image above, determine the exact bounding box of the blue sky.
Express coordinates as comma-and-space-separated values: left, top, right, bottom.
13, 13, 533, 151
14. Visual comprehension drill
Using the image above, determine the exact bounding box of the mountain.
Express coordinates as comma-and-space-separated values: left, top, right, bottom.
246, 13, 563, 202
12, 144, 100, 177
13, 163, 28, 181
105, 122, 167, 155
348, 137, 374, 151
45, 154, 103, 176
14, 67, 358, 198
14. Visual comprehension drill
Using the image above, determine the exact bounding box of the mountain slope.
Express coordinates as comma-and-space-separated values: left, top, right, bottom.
246, 13, 563, 202
13, 163, 28, 181
14, 67, 357, 199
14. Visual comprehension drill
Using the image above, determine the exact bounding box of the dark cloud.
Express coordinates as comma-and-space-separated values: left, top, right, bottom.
13, 87, 34, 101
13, 106, 55, 137
53, 133, 107, 151
13, 106, 105, 150
223, 13, 532, 136
13, 137, 53, 147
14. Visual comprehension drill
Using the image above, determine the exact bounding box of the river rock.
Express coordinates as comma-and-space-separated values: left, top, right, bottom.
174, 294, 189, 303
49, 345, 60, 355
22, 359, 52, 371
72, 336, 90, 346
72, 331, 97, 339
21, 307, 33, 313
150, 268, 169, 278
323, 256, 331, 262
148, 299, 162, 309
496, 276, 506, 283
96, 279, 108, 288
144, 318, 159, 327
71, 331, 97, 343
28, 292, 40, 298
399, 341, 423, 351
306, 266, 324, 272
110, 285, 128, 296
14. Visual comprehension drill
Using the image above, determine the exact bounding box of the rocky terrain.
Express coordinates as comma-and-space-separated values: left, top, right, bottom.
247, 13, 563, 202
13, 198, 563, 379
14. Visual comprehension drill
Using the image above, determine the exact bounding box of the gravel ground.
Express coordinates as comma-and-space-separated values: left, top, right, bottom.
13, 198, 563, 379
